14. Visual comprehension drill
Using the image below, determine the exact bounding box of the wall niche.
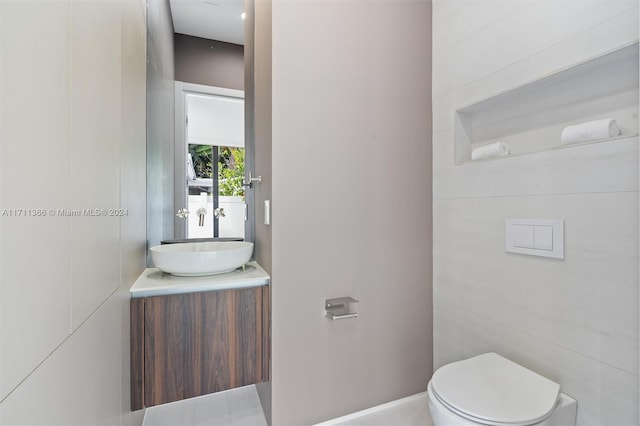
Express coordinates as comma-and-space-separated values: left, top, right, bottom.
455, 42, 639, 164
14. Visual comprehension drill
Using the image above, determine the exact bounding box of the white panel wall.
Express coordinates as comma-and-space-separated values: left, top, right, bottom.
432, 1, 639, 425
0, 1, 147, 424
70, 0, 123, 330
0, 0, 73, 400
120, 0, 148, 423
271, 1, 432, 424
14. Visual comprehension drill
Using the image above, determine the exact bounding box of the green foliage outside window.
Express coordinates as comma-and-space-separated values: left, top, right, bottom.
189, 145, 245, 198
218, 147, 245, 197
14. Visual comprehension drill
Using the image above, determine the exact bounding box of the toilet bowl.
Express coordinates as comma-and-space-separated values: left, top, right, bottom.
427, 353, 577, 426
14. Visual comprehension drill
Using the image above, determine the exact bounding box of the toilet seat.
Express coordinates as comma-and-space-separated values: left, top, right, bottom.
430, 353, 560, 426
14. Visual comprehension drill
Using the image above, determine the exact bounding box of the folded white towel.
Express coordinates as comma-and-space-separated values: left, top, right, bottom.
471, 141, 510, 161
561, 118, 620, 144
187, 153, 196, 181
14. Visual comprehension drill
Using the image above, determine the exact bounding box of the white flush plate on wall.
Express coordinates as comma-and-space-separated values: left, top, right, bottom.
505, 219, 564, 259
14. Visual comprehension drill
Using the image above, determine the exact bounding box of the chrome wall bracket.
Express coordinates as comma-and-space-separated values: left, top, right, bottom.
325, 297, 359, 320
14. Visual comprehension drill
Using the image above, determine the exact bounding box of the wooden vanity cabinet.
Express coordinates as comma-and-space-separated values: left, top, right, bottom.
130, 285, 270, 410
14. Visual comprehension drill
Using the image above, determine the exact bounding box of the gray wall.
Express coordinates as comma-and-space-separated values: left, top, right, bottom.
270, 1, 433, 424
432, 1, 639, 425
0, 0, 147, 424
252, 1, 272, 280
174, 34, 244, 90
147, 0, 175, 256
251, 0, 272, 420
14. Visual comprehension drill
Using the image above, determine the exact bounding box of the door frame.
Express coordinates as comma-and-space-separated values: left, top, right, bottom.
173, 82, 245, 239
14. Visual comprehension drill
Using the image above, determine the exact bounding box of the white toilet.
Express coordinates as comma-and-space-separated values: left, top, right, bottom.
427, 353, 577, 426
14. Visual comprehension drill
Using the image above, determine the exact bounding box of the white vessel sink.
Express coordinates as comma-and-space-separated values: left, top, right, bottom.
150, 241, 253, 276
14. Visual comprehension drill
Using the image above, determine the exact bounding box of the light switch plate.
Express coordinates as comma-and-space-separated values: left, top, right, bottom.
264, 200, 271, 226
505, 219, 564, 259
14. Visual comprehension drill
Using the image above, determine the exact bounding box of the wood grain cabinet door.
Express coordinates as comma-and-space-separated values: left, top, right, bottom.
142, 287, 266, 407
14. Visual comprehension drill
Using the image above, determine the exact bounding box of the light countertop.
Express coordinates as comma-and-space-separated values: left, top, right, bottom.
130, 261, 270, 298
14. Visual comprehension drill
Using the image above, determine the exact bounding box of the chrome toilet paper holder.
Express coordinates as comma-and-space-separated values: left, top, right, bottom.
325, 297, 359, 320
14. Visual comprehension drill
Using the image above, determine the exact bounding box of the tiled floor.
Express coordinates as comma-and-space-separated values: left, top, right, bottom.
142, 386, 433, 426
142, 385, 267, 426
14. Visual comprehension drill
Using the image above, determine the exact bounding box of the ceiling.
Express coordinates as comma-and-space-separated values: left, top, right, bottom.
169, 0, 245, 46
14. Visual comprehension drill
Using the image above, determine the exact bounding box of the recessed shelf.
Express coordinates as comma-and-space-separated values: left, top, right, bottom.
455, 42, 639, 164
462, 133, 640, 165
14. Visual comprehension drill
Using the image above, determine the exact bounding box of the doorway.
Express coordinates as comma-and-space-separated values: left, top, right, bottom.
174, 82, 245, 240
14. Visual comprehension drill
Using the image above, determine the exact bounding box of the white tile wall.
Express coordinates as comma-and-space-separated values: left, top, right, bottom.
433, 9, 639, 135
120, 1, 148, 424
433, 1, 639, 100
70, 0, 123, 330
432, 1, 639, 425
0, 293, 124, 425
433, 0, 535, 52
434, 192, 639, 374
0, 0, 73, 400
0, 0, 147, 424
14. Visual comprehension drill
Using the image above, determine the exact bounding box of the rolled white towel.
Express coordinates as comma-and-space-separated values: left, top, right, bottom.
471, 141, 510, 161
561, 118, 620, 144
187, 153, 196, 181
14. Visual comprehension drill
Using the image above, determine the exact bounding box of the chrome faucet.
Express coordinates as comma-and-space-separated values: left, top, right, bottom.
196, 208, 207, 226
